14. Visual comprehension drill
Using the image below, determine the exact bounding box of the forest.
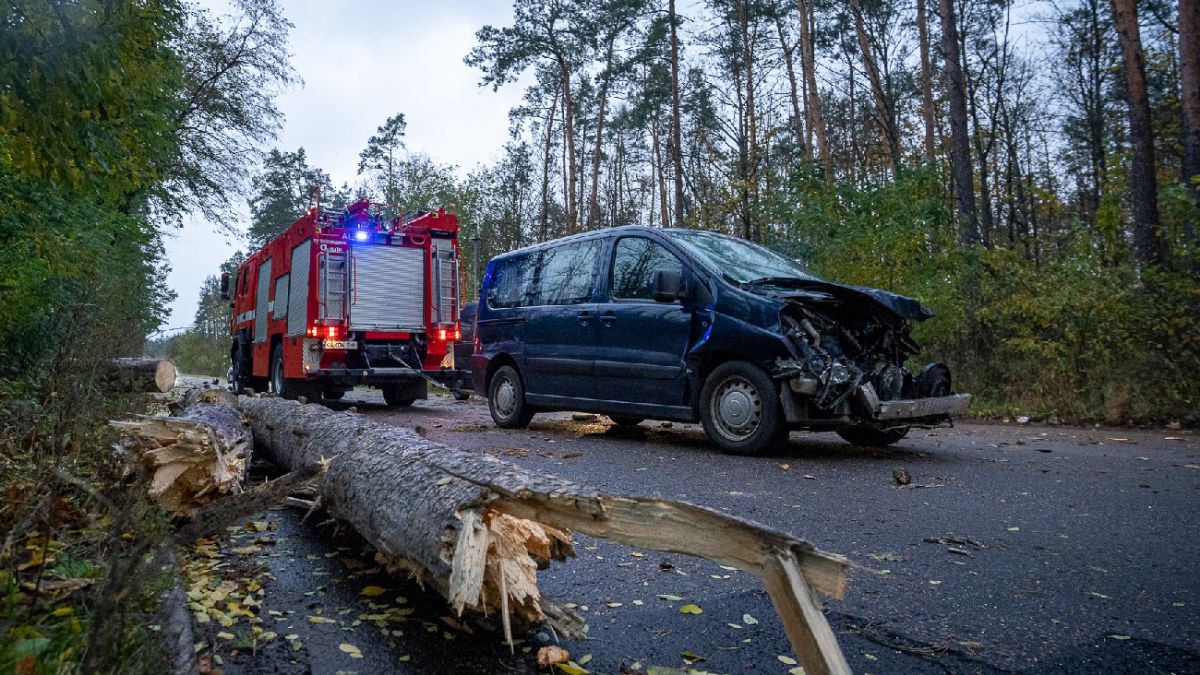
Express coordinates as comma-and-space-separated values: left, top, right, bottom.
0, 0, 1196, 669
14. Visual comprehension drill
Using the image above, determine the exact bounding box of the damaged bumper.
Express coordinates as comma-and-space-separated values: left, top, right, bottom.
857, 382, 972, 421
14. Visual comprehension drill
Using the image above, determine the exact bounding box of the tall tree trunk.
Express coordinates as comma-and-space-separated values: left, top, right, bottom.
1180, 0, 1200, 212
775, 13, 806, 154
845, 43, 859, 187
1111, 0, 1165, 266
916, 0, 937, 161
939, 0, 979, 245
556, 55, 579, 233
740, 0, 761, 241
539, 87, 559, 243
850, 0, 899, 173
797, 0, 832, 182
651, 117, 671, 229
669, 0, 686, 225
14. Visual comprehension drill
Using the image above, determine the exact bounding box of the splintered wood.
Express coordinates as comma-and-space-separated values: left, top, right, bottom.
239, 396, 851, 675
112, 402, 249, 517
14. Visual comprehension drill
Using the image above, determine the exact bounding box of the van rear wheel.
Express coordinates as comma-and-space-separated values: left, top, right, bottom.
488, 365, 534, 429
699, 361, 787, 456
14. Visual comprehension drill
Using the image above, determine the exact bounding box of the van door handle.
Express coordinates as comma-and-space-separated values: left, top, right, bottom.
577, 311, 593, 325
599, 312, 617, 326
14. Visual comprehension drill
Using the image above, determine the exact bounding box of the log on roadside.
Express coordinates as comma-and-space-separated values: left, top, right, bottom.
111, 402, 250, 517
108, 357, 178, 393
240, 396, 852, 674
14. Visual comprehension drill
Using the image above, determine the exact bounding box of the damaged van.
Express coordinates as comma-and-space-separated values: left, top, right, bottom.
470, 226, 971, 455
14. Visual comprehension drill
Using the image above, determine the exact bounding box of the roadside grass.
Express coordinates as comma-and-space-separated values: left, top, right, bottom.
0, 382, 175, 673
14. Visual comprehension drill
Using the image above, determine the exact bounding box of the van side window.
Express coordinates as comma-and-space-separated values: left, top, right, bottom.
487, 254, 536, 309
530, 240, 599, 305
611, 237, 682, 300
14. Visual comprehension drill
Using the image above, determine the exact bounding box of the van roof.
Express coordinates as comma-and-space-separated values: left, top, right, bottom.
489, 225, 682, 262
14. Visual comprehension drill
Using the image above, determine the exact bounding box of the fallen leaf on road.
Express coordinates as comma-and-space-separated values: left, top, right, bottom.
681, 650, 706, 663
727, 623, 742, 629
538, 646, 570, 667
742, 613, 758, 625
578, 654, 592, 665
869, 552, 903, 562
1107, 634, 1131, 641
217, 631, 234, 640
657, 594, 684, 602
789, 668, 806, 675
803, 474, 816, 480
435, 477, 452, 486
556, 663, 588, 675
360, 585, 386, 597
679, 604, 702, 614
892, 468, 911, 485
630, 551, 644, 557
1089, 591, 1110, 599
307, 616, 336, 624
779, 463, 790, 470
339, 643, 363, 658
778, 655, 798, 665
1006, 527, 1020, 532
607, 602, 622, 608
1164, 437, 1184, 441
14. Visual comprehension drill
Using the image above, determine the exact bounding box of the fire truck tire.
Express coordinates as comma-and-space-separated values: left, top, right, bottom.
323, 390, 346, 401
270, 343, 313, 400
230, 342, 251, 393
487, 365, 534, 429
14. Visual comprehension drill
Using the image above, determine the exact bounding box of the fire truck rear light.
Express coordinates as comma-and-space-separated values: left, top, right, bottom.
453, 329, 460, 340
327, 326, 338, 339
307, 327, 318, 338
437, 329, 447, 340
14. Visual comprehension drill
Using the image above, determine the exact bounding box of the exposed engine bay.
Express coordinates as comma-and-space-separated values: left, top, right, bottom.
764, 284, 961, 430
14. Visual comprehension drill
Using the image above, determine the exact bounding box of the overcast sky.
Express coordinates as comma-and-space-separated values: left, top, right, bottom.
161, 0, 526, 331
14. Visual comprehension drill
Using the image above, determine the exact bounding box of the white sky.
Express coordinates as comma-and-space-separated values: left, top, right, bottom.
162, 0, 526, 330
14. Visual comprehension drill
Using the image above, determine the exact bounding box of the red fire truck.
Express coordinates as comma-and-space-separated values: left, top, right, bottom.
221, 198, 466, 406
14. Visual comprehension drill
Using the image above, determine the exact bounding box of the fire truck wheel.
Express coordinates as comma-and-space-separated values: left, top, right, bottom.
269, 343, 307, 400
323, 390, 346, 401
488, 365, 534, 429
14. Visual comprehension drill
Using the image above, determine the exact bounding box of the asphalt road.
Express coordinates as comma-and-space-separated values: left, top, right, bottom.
200, 390, 1200, 674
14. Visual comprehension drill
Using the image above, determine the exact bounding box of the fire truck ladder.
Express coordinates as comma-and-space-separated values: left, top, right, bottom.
320, 252, 348, 322
431, 244, 458, 325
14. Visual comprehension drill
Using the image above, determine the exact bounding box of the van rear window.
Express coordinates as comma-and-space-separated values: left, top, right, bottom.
487, 255, 536, 309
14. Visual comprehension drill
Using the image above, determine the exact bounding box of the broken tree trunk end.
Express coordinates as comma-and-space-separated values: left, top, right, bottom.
111, 401, 250, 517
239, 396, 851, 673
108, 357, 177, 393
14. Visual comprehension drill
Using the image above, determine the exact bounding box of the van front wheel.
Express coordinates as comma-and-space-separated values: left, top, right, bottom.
488, 365, 534, 429
700, 361, 786, 456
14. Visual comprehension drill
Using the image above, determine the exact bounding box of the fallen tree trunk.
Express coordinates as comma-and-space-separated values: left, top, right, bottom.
240, 396, 851, 674
112, 401, 249, 517
108, 357, 177, 393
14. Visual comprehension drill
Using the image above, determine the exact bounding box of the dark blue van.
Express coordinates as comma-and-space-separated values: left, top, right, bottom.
470, 226, 970, 455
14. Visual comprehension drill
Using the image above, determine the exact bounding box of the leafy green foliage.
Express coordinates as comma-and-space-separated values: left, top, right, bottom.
247, 148, 338, 246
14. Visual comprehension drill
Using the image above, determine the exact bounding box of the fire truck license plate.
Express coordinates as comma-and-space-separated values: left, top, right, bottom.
322, 340, 357, 350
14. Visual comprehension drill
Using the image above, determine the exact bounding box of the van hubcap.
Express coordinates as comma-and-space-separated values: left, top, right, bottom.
495, 378, 517, 417
712, 376, 762, 441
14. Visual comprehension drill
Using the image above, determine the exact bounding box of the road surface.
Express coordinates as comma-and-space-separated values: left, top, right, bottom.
195, 390, 1200, 674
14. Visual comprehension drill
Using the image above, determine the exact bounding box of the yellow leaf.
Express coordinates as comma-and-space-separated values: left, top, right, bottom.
578, 654, 592, 665
339, 643, 362, 656
778, 654, 798, 665
217, 632, 235, 640
742, 613, 758, 625
556, 662, 589, 675
308, 616, 336, 624
360, 585, 386, 597
679, 604, 703, 615
789, 668, 806, 675
52, 607, 73, 617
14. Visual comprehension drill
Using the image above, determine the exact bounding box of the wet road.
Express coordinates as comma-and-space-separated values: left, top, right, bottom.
198, 391, 1200, 674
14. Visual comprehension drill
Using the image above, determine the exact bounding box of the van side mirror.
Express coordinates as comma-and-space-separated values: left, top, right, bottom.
651, 268, 682, 303
220, 272, 231, 301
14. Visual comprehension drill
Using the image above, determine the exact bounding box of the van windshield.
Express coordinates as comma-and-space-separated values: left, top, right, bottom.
664, 230, 823, 286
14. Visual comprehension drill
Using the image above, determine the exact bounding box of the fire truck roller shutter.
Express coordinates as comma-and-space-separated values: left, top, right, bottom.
287, 239, 311, 336
349, 245, 425, 331
273, 274, 289, 319
254, 258, 272, 343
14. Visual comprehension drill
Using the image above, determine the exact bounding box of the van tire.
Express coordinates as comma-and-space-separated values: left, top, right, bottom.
488, 365, 534, 429
699, 361, 787, 456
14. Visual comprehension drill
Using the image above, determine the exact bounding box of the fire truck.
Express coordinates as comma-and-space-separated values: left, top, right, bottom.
221, 198, 467, 406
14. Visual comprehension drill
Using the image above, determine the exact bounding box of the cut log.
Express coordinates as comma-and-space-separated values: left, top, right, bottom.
108, 357, 177, 393
111, 402, 249, 517
239, 396, 850, 671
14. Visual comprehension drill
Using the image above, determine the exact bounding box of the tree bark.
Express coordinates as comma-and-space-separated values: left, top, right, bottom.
239, 396, 850, 671
939, 0, 979, 245
916, 0, 937, 161
588, 37, 618, 230
555, 54, 579, 233
1180, 0, 1200, 211
539, 87, 559, 243
1111, 0, 1165, 266
108, 357, 177, 393
670, 0, 686, 225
